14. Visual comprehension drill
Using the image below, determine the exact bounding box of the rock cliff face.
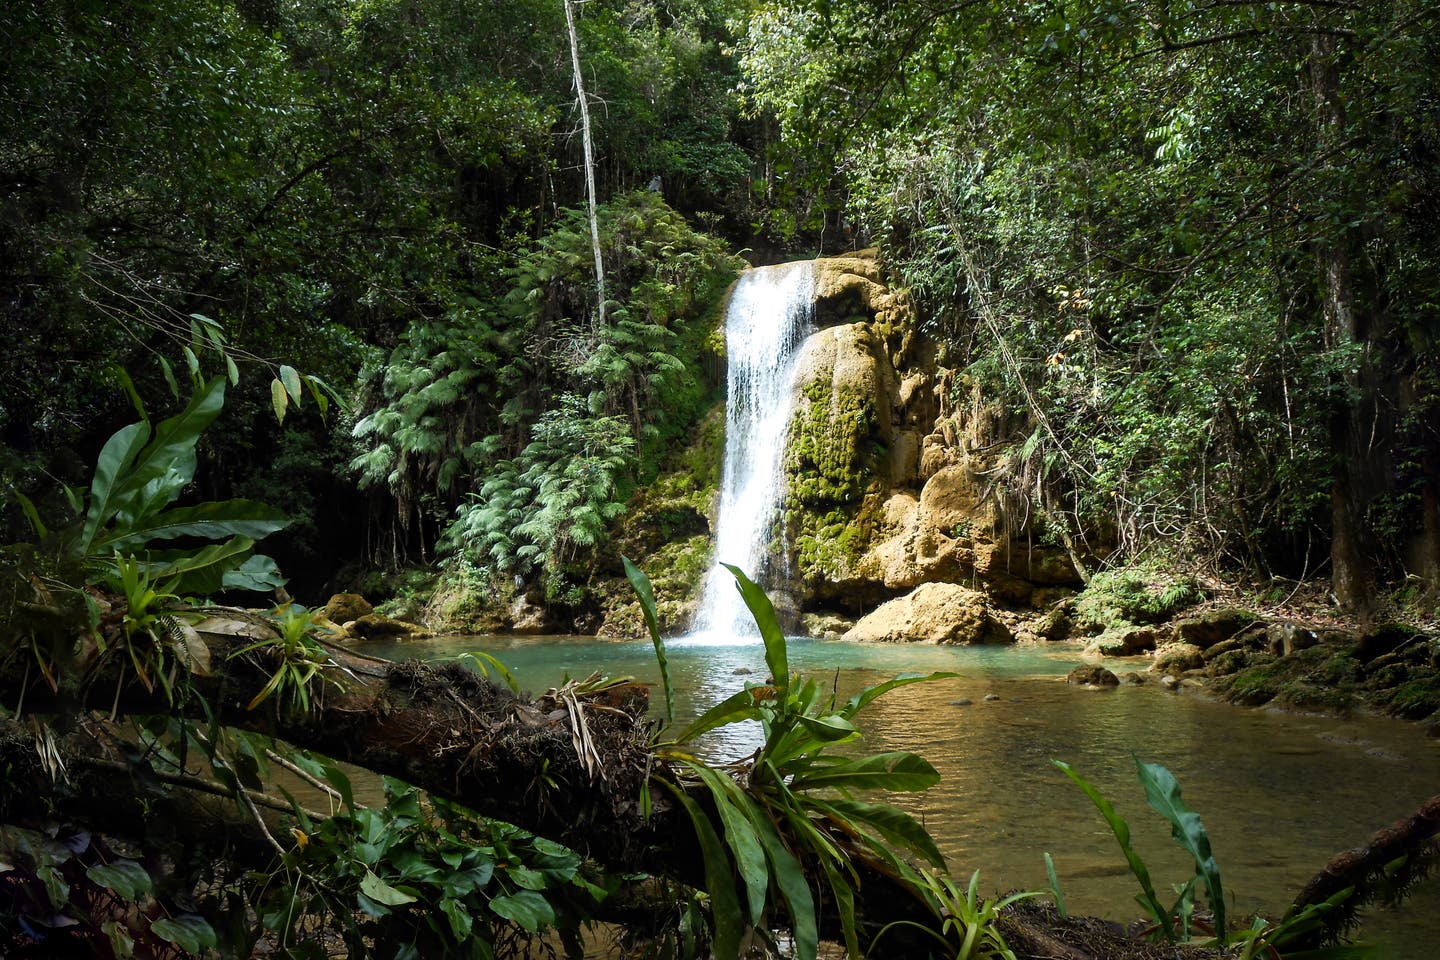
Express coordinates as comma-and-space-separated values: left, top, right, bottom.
780, 252, 1084, 641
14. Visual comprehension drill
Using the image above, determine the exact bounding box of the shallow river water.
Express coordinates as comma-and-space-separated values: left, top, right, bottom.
362, 633, 1440, 957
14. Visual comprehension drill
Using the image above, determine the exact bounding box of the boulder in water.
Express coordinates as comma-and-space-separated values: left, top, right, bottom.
349, 613, 424, 640
843, 582, 1012, 645
1067, 664, 1119, 686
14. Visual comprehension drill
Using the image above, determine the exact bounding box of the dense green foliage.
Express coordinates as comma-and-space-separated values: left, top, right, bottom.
351, 192, 740, 600
734, 0, 1440, 607
1, 0, 753, 593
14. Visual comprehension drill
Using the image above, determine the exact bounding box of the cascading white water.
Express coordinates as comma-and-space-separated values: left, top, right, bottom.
690, 261, 815, 640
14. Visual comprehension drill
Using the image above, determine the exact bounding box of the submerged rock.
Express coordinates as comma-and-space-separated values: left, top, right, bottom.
1067, 664, 1120, 686
843, 582, 1012, 645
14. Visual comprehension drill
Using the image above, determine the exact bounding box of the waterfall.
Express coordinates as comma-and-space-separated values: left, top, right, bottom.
690, 261, 815, 640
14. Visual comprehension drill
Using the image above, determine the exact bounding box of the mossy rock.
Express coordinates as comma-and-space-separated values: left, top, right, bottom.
1085, 626, 1161, 657
1173, 607, 1258, 649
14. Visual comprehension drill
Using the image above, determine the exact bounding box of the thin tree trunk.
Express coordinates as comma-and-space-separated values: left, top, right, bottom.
563, 0, 605, 330
1311, 29, 1372, 613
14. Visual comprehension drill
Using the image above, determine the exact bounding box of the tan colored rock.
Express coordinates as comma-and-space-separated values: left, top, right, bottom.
917, 464, 991, 535
1086, 626, 1160, 657
887, 428, 921, 485
1153, 642, 1206, 676
843, 583, 1012, 645
349, 613, 423, 640
811, 254, 888, 312
324, 592, 373, 624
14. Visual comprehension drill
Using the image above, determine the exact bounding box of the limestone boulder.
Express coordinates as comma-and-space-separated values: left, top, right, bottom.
811, 253, 888, 319
1173, 608, 1256, 649
324, 593, 373, 624
349, 613, 424, 640
1086, 626, 1161, 657
843, 583, 1012, 645
917, 464, 993, 536
1152, 642, 1206, 677
787, 323, 896, 507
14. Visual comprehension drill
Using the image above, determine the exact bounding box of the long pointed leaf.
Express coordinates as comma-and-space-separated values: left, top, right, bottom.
721, 563, 787, 694
1054, 760, 1173, 939
658, 780, 744, 960
815, 798, 946, 868
623, 557, 673, 725
843, 672, 959, 719
728, 786, 818, 960
789, 751, 940, 793
671, 686, 766, 744
80, 421, 152, 553
101, 499, 291, 551
1135, 758, 1226, 942
685, 763, 770, 925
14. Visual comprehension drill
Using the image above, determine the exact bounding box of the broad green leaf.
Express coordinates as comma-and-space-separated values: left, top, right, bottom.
1136, 758, 1225, 942
623, 556, 673, 724
671, 686, 764, 744
80, 420, 152, 554
488, 890, 555, 932
737, 788, 818, 960
796, 713, 857, 742
151, 915, 217, 953
101, 919, 135, 958
1054, 760, 1172, 939
270, 378, 288, 424
222, 553, 287, 593
225, 355, 239, 386
687, 763, 769, 924
359, 869, 417, 907
100, 499, 291, 551
86, 860, 153, 900
440, 896, 473, 941
102, 376, 227, 536
789, 751, 940, 793
183, 345, 200, 377
140, 536, 254, 595
279, 364, 303, 404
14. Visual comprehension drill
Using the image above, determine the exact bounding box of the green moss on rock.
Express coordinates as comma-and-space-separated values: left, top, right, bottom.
787, 376, 875, 507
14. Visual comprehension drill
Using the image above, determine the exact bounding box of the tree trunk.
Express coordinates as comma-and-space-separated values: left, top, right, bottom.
1311, 29, 1374, 614
563, 0, 606, 330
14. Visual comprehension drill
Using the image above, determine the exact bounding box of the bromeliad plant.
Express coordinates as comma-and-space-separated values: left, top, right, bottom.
625, 558, 956, 960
